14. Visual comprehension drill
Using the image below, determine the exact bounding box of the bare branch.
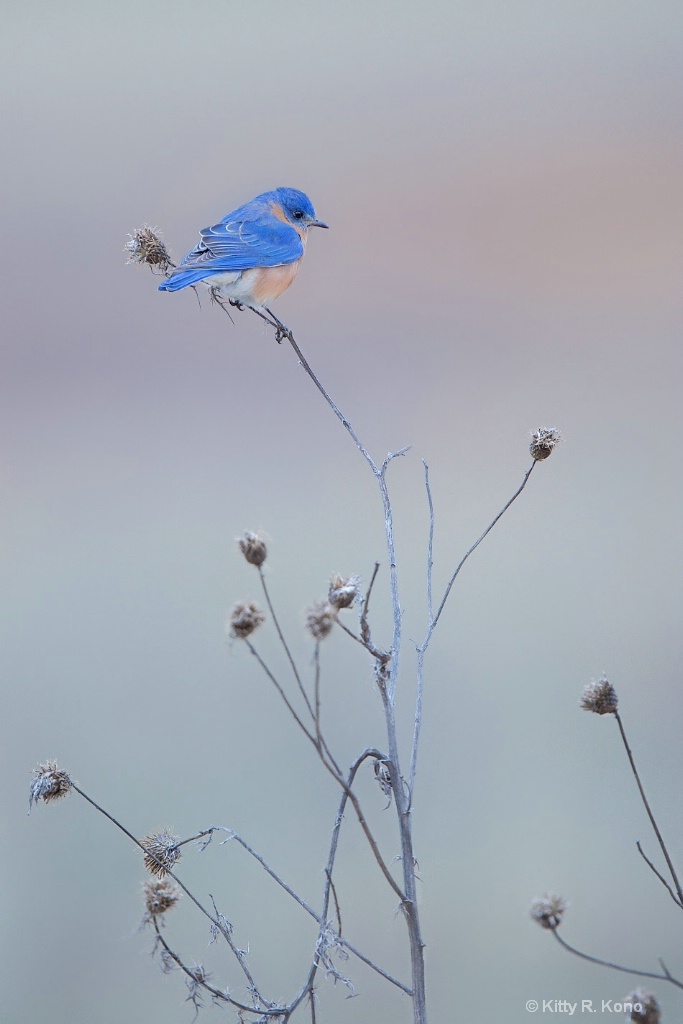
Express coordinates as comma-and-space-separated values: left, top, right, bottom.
422, 460, 435, 623
551, 927, 683, 990
614, 710, 683, 906
243, 640, 318, 748
636, 841, 683, 908
429, 460, 537, 635
258, 565, 316, 723
408, 461, 538, 802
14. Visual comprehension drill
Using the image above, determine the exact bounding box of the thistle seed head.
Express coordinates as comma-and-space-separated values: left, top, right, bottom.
125, 225, 173, 275
581, 674, 618, 715
229, 601, 266, 640
305, 600, 337, 640
328, 574, 361, 610
143, 878, 180, 920
29, 760, 72, 811
141, 829, 181, 877
624, 989, 661, 1024
530, 893, 567, 930
237, 531, 268, 568
530, 427, 562, 461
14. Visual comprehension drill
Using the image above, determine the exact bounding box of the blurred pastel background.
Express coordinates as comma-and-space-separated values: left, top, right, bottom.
2, 1, 682, 1021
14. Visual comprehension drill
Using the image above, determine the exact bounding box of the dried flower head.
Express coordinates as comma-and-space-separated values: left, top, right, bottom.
530, 893, 567, 930
624, 989, 661, 1024
237, 530, 268, 567
374, 759, 392, 797
229, 601, 265, 640
125, 225, 173, 275
328, 574, 361, 610
305, 600, 337, 640
141, 829, 181, 877
29, 760, 72, 811
143, 878, 180, 920
581, 674, 618, 715
530, 427, 562, 461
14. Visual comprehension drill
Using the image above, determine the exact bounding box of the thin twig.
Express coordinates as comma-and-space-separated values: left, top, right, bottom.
430, 460, 537, 634
220, 830, 320, 919
614, 710, 683, 906
207, 894, 262, 999
313, 642, 322, 750
258, 566, 315, 722
408, 460, 538, 800
407, 646, 426, 808
551, 927, 683, 990
335, 617, 366, 648
244, 640, 317, 747
423, 460, 435, 623
283, 328, 380, 474
637, 841, 683, 908
326, 870, 343, 936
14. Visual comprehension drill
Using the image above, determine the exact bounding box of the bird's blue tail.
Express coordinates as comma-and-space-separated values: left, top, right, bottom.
158, 268, 209, 292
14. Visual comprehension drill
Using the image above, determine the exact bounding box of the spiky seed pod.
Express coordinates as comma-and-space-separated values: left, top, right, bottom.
530, 427, 562, 461
328, 574, 361, 610
237, 531, 268, 567
530, 893, 567, 930
141, 829, 181, 877
580, 675, 619, 715
125, 225, 173, 275
305, 600, 337, 640
624, 989, 661, 1024
229, 601, 266, 639
143, 878, 180, 919
373, 759, 392, 797
29, 760, 72, 811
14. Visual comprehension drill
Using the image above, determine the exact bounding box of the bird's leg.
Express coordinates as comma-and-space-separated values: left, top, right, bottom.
208, 287, 236, 323
245, 305, 291, 344
264, 306, 293, 344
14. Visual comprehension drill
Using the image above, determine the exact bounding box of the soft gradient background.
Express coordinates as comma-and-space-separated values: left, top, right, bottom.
3, 2, 682, 1021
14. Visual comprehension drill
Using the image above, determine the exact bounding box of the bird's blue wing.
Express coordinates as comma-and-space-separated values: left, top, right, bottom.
159, 209, 304, 292
188, 213, 303, 270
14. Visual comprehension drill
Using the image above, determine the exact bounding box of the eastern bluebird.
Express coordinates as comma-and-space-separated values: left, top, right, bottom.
158, 187, 327, 312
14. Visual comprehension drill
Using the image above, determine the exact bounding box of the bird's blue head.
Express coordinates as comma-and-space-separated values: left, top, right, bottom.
274, 187, 328, 230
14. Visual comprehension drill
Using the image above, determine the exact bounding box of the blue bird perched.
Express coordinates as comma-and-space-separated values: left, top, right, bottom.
158, 187, 328, 312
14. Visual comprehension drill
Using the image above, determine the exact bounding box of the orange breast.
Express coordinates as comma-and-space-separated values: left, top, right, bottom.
250, 260, 302, 304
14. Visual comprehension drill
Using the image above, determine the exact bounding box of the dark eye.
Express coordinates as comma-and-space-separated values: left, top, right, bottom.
292, 209, 304, 220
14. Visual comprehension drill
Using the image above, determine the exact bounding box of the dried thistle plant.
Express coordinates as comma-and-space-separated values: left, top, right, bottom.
624, 989, 661, 1024
141, 829, 181, 877
29, 760, 72, 811
581, 675, 618, 715
229, 601, 266, 639
328, 574, 360, 610
305, 600, 337, 640
530, 893, 567, 930
143, 878, 180, 920
529, 427, 562, 461
237, 531, 268, 568
125, 225, 173, 275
